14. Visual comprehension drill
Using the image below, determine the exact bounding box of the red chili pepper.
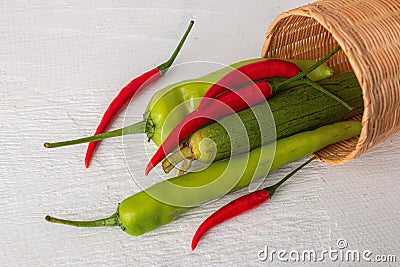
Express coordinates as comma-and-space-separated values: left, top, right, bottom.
145, 80, 273, 175
191, 156, 316, 250
85, 20, 194, 168
198, 46, 342, 110
197, 59, 300, 109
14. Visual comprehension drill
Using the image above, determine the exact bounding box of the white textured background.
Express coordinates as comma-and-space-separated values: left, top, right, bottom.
1, 0, 399, 266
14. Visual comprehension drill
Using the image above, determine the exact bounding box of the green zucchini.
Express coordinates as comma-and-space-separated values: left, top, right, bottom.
164, 72, 363, 171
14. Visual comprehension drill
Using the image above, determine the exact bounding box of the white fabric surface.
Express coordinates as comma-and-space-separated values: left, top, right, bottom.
1, 0, 399, 266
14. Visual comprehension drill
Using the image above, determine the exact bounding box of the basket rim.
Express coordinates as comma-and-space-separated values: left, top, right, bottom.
261, 8, 372, 165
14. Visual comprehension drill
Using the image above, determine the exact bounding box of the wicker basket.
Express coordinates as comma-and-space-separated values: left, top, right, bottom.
262, 0, 400, 165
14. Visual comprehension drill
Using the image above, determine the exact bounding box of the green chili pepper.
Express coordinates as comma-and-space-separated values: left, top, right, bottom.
45, 120, 361, 236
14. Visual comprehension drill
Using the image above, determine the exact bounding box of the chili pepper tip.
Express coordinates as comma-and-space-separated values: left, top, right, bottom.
84, 156, 90, 168
145, 163, 153, 175
44, 142, 50, 148
191, 237, 202, 250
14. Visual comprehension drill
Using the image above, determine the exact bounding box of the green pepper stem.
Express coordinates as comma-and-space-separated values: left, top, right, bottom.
276, 46, 341, 90
44, 120, 146, 148
302, 78, 353, 110
157, 20, 194, 74
272, 46, 352, 110
45, 213, 118, 228
266, 156, 316, 197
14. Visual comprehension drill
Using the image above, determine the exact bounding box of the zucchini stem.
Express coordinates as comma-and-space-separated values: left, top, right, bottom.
162, 145, 192, 173
178, 159, 193, 176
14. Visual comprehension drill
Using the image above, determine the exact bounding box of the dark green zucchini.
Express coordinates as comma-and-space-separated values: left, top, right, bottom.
164, 72, 363, 171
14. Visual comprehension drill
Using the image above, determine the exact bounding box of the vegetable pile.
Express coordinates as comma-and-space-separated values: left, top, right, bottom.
44, 21, 364, 250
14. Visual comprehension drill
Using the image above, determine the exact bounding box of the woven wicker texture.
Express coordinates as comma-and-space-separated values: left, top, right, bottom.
262, 0, 400, 165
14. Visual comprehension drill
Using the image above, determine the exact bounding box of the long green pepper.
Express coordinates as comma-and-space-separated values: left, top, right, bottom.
45, 120, 361, 236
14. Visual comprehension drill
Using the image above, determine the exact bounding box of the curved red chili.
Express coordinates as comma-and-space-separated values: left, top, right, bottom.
145, 81, 272, 175
197, 45, 341, 110
85, 20, 194, 168
191, 157, 316, 250
197, 59, 300, 109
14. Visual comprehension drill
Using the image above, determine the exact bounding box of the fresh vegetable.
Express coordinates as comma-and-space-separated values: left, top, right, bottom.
146, 47, 350, 175
44, 59, 334, 149
163, 72, 363, 171
197, 47, 342, 109
45, 120, 361, 236
84, 20, 194, 168
197, 59, 299, 107
191, 156, 315, 250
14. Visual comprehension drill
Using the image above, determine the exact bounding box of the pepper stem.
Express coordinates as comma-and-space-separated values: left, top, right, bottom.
44, 120, 146, 148
266, 156, 316, 197
274, 46, 351, 110
276, 46, 341, 90
45, 213, 119, 228
157, 20, 195, 74
302, 78, 353, 110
